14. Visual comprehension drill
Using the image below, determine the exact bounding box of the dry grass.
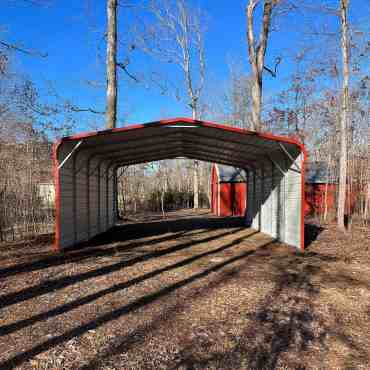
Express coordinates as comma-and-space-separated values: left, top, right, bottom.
0, 210, 369, 370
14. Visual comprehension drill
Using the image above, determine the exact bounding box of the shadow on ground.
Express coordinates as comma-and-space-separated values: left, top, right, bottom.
75, 241, 369, 370
0, 214, 265, 369
0, 211, 368, 370
304, 222, 324, 249
0, 212, 245, 279
92, 212, 246, 247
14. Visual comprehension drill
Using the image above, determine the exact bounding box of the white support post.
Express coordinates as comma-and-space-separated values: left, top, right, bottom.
279, 143, 301, 172
58, 140, 83, 170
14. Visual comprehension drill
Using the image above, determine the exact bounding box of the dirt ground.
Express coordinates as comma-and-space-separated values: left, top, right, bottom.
0, 209, 369, 370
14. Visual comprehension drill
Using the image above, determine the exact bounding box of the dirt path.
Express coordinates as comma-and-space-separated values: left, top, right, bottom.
0, 210, 369, 369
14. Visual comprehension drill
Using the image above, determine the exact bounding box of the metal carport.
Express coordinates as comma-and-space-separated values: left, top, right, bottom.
53, 118, 306, 251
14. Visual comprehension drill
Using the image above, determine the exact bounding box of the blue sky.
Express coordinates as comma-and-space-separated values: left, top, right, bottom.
1, 0, 368, 132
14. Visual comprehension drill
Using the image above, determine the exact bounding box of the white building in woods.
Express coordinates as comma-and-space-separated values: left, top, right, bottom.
38, 182, 55, 207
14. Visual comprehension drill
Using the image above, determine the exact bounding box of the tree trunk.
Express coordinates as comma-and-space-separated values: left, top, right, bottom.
337, 0, 350, 230
106, 0, 118, 129
251, 76, 262, 131
246, 0, 275, 132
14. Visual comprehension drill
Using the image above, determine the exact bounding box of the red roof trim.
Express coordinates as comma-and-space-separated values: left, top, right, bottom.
58, 117, 305, 150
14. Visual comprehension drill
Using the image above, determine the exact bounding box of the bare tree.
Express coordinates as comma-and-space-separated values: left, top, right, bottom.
337, 0, 350, 230
138, 0, 206, 119
138, 0, 207, 209
246, 0, 279, 131
0, 53, 74, 243
106, 0, 118, 129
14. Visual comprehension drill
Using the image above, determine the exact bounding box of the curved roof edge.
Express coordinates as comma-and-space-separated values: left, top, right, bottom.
56, 117, 305, 152
214, 164, 247, 183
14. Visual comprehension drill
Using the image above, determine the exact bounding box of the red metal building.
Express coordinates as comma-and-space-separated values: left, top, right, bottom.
304, 162, 357, 217
304, 163, 337, 217
211, 164, 247, 217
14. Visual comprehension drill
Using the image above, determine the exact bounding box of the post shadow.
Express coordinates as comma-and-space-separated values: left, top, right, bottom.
0, 238, 276, 370
0, 215, 245, 280
0, 226, 246, 310
0, 230, 259, 337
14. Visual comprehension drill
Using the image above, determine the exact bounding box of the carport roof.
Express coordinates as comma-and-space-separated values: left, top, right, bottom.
217, 165, 247, 183
55, 118, 305, 169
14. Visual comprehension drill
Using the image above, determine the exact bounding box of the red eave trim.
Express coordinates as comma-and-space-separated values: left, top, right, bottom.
58, 117, 305, 150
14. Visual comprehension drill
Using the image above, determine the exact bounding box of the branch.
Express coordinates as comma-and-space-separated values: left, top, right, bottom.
27, 104, 59, 116
0, 52, 8, 74
84, 79, 105, 89
300, 2, 339, 16
0, 40, 47, 57
26, 0, 50, 5
117, 1, 136, 8
116, 61, 139, 82
0, 105, 9, 116
67, 104, 105, 115
263, 56, 281, 77
304, 31, 338, 37
149, 71, 182, 102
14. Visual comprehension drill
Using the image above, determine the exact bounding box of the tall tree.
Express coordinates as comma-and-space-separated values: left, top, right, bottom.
106, 0, 118, 129
246, 0, 279, 131
138, 0, 206, 208
337, 0, 350, 229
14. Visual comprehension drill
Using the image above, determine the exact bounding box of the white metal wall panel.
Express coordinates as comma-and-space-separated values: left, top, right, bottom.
281, 154, 302, 247
57, 149, 116, 249
74, 152, 89, 243
88, 157, 101, 240
271, 164, 283, 239
247, 154, 303, 249
251, 168, 262, 230
261, 164, 273, 235
58, 143, 75, 249
262, 162, 281, 239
